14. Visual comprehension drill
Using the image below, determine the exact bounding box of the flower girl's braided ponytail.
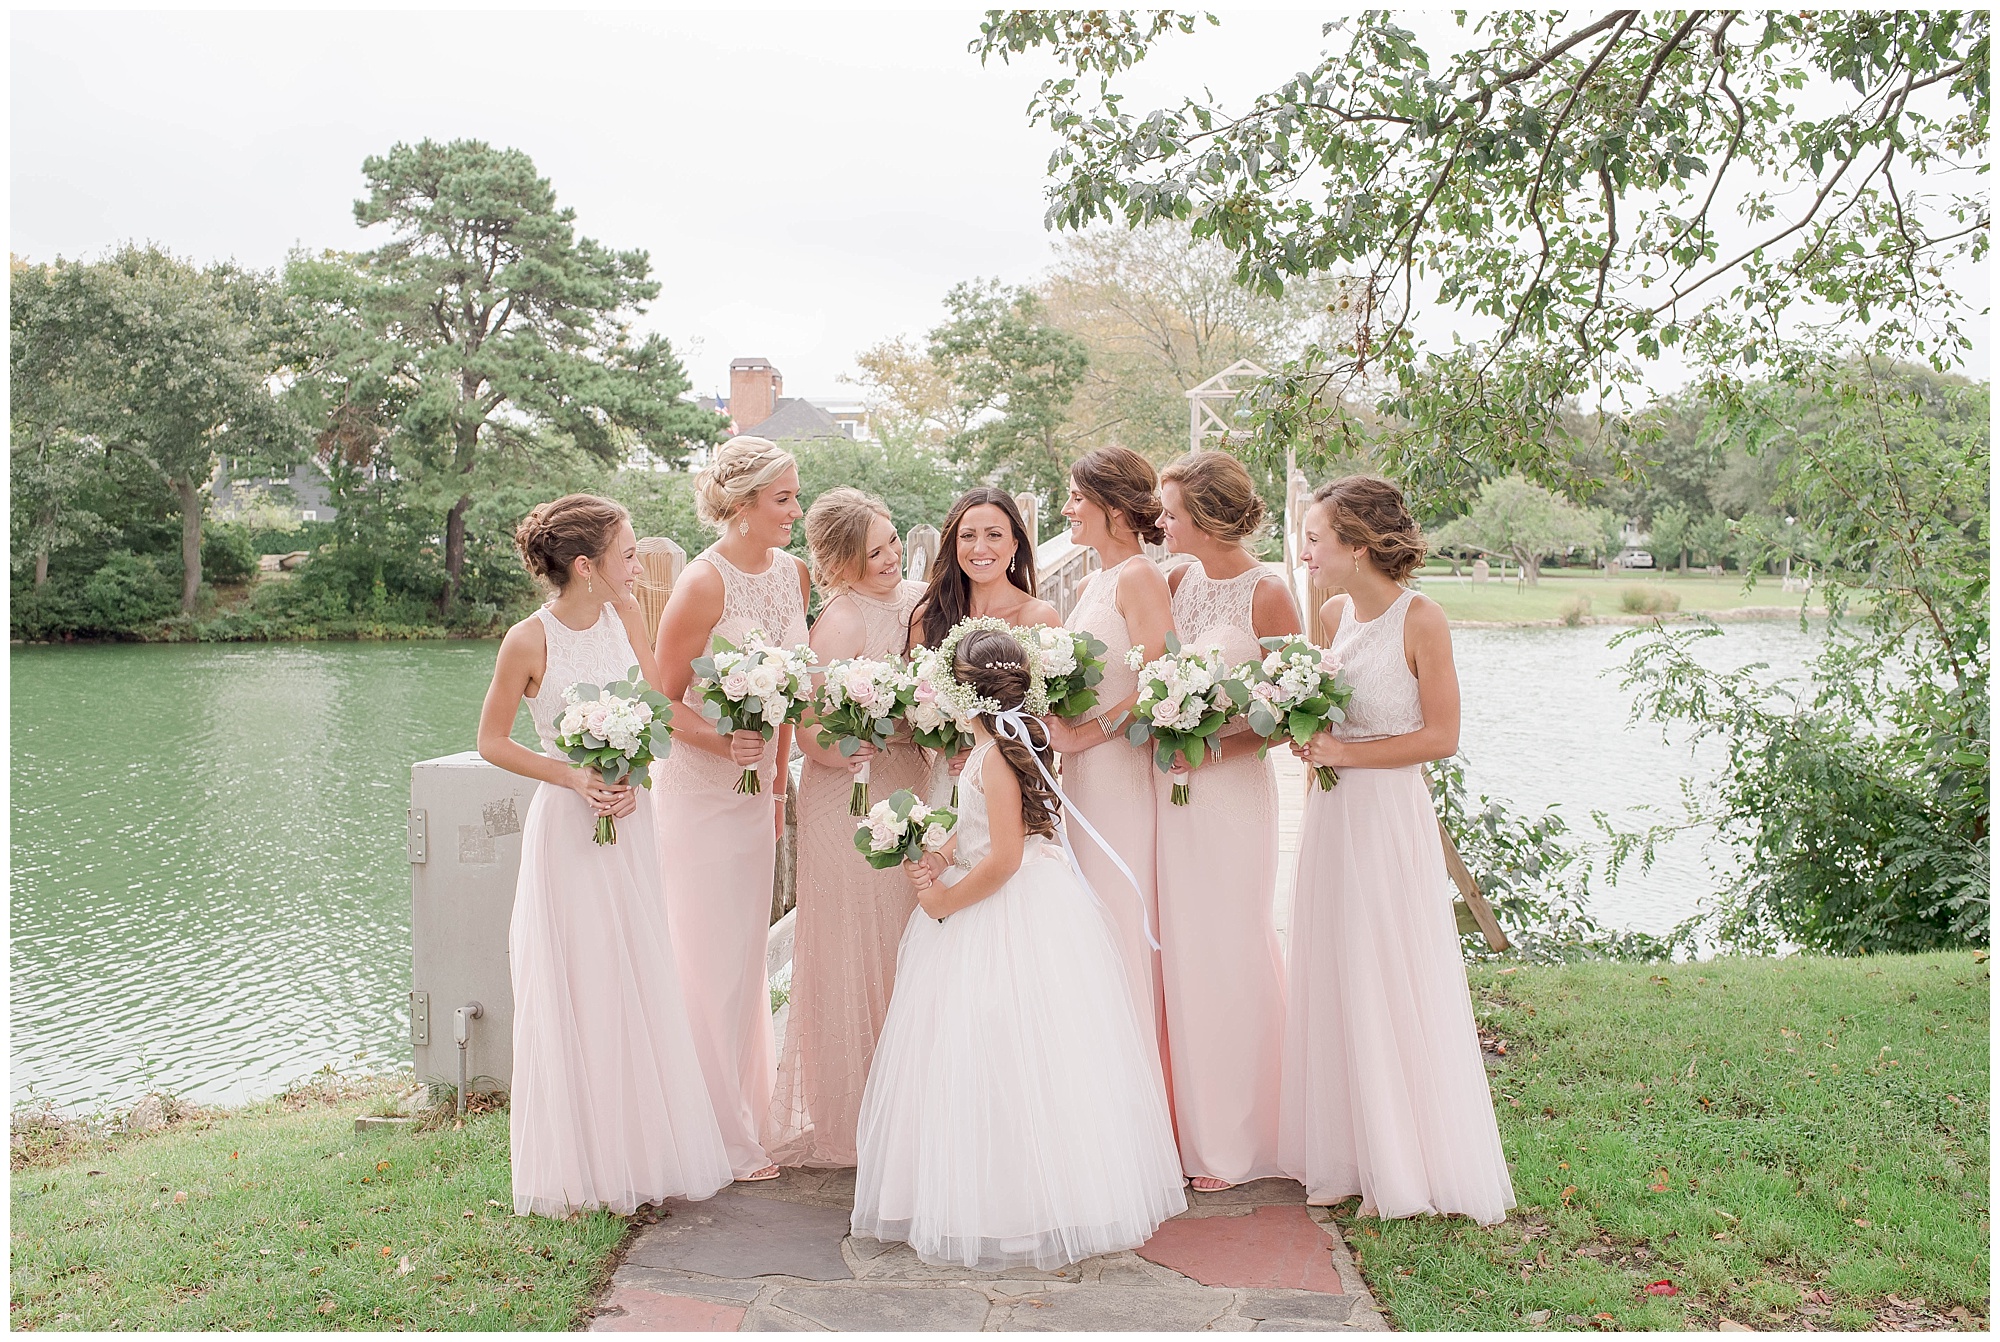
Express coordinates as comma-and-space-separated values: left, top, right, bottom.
952, 628, 1061, 840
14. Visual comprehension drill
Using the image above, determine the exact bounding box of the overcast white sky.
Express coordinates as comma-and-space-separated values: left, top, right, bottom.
12, 8, 1354, 401
13, 8, 1986, 403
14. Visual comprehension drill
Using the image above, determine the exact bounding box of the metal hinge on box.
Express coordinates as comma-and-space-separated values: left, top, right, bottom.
410, 990, 430, 1046
408, 807, 428, 864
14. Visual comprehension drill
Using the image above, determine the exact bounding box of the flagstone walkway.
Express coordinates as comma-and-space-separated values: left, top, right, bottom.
587, 1170, 1386, 1332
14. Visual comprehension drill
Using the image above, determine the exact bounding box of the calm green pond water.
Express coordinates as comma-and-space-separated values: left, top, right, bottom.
11, 623, 1819, 1111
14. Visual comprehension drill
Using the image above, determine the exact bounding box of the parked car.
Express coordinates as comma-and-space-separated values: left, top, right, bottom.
1616, 547, 1656, 569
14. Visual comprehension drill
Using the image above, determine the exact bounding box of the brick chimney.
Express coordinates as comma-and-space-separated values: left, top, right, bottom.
729, 357, 782, 433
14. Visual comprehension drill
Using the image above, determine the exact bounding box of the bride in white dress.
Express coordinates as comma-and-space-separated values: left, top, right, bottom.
850, 628, 1186, 1270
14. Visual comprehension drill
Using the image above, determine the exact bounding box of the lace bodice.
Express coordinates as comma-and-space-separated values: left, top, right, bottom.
656, 546, 811, 796
525, 604, 642, 756
953, 740, 997, 869
1170, 564, 1269, 669
1066, 557, 1138, 722
1325, 589, 1425, 741
827, 579, 925, 661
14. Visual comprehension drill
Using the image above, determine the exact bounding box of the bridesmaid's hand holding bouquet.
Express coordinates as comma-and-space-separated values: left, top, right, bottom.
853, 789, 957, 870
1238, 635, 1356, 791
553, 666, 675, 845
1123, 636, 1248, 805
1023, 625, 1108, 721
690, 629, 816, 795
815, 656, 915, 816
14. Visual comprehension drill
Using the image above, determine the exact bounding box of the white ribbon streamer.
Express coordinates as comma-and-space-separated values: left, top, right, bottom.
989, 706, 1160, 951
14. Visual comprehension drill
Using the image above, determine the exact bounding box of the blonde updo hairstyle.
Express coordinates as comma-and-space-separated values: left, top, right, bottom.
1160, 450, 1266, 545
1310, 474, 1428, 583
695, 436, 797, 532
803, 487, 895, 590
514, 494, 630, 591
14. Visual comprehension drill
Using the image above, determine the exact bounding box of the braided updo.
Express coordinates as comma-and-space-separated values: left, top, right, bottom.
953, 628, 1060, 840
514, 494, 629, 590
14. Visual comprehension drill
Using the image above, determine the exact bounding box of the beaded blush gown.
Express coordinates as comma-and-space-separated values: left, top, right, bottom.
850, 740, 1187, 1270
1153, 564, 1290, 1186
1061, 558, 1166, 1077
652, 547, 809, 1178
1277, 590, 1515, 1225
509, 603, 733, 1216
765, 579, 928, 1167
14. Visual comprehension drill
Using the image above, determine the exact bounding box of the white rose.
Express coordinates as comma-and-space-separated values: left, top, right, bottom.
922, 823, 950, 849
1151, 697, 1182, 725
721, 669, 751, 700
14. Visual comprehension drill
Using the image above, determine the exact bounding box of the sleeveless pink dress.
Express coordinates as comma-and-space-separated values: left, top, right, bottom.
509, 603, 732, 1215
1061, 558, 1166, 1077
652, 547, 809, 1177
766, 580, 929, 1167
1155, 564, 1290, 1185
1277, 590, 1516, 1224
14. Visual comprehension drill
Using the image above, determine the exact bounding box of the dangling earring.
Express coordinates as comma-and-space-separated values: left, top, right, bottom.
586, 574, 595, 597
739, 519, 751, 537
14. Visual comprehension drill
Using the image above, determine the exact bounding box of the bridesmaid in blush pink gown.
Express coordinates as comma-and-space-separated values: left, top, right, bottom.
766, 489, 928, 1167
1043, 448, 1175, 1075
477, 495, 732, 1216
1278, 476, 1514, 1225
652, 437, 810, 1183
1153, 451, 1300, 1191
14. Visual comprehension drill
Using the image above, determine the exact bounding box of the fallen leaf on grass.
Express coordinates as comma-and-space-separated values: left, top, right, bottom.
486, 1199, 502, 1207
396, 1257, 412, 1277
172, 1191, 188, 1204
1853, 1218, 1872, 1228
1560, 1185, 1576, 1206
376, 1161, 389, 1172
461, 1210, 476, 1219
1644, 1280, 1679, 1296
1524, 1309, 1551, 1325
1717, 1320, 1751, 1332
316, 1300, 336, 1316
379, 1246, 392, 1257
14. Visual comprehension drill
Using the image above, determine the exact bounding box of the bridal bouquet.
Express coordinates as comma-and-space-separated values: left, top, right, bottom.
1237, 635, 1355, 791
853, 789, 958, 870
814, 656, 915, 816
1123, 636, 1248, 805
690, 629, 816, 794
1023, 624, 1109, 721
552, 666, 675, 845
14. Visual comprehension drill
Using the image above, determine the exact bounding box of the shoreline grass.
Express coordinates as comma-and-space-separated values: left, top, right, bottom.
1341, 951, 1989, 1331
1414, 571, 1822, 626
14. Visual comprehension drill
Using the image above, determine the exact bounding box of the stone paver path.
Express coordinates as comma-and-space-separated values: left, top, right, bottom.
586, 1170, 1386, 1332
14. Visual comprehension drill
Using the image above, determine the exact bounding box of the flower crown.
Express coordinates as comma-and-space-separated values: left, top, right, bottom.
931, 615, 1051, 718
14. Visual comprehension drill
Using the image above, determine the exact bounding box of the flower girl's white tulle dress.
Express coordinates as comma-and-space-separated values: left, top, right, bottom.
509, 603, 733, 1216
850, 740, 1187, 1270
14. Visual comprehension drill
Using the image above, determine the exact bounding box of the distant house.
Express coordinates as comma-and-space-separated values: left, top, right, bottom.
211, 459, 337, 523
724, 357, 868, 442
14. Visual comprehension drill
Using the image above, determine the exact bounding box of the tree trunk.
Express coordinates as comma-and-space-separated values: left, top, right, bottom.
1516, 550, 1541, 586
173, 477, 203, 613
440, 492, 471, 615
33, 547, 48, 589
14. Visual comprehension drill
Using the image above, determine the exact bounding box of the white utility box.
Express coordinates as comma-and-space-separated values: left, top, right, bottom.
409, 751, 537, 1095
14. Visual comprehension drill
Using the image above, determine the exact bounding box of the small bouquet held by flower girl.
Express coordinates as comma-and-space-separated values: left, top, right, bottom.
552, 666, 676, 845
1124, 636, 1248, 806
1024, 624, 1109, 721
853, 789, 958, 870
814, 656, 915, 816
1237, 635, 1356, 791
690, 629, 816, 794
904, 647, 977, 792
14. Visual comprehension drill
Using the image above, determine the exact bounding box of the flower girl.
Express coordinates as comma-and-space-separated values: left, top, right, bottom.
476, 495, 731, 1216
850, 628, 1186, 1269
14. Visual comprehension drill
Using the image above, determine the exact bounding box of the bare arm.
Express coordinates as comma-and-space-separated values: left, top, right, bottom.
652, 560, 761, 766
1049, 559, 1173, 754
477, 619, 630, 816
799, 594, 871, 770
909, 747, 1026, 919
1300, 595, 1461, 770
770, 556, 814, 802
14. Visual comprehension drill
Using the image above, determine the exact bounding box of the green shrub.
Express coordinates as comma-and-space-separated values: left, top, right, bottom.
199, 523, 260, 585
1619, 584, 1681, 614
81, 552, 178, 632
1558, 594, 1591, 626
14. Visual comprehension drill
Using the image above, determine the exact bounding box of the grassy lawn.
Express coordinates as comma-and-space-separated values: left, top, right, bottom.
1413, 570, 1817, 625
1340, 952, 1990, 1331
9, 1078, 625, 1331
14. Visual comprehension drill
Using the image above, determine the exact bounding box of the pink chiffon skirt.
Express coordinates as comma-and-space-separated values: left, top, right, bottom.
509, 782, 733, 1216
1277, 765, 1516, 1225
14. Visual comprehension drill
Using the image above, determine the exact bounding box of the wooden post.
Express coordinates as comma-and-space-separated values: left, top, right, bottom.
634, 536, 686, 647
1440, 821, 1509, 952
1014, 491, 1040, 545
905, 524, 940, 584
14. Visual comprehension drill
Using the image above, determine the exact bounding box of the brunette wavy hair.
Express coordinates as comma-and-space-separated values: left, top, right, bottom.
1071, 446, 1165, 545
514, 494, 629, 590
1309, 474, 1427, 582
912, 487, 1039, 651
953, 628, 1060, 840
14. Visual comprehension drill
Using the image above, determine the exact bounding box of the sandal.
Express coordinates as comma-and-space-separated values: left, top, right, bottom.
735, 1164, 783, 1183
1188, 1176, 1236, 1192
